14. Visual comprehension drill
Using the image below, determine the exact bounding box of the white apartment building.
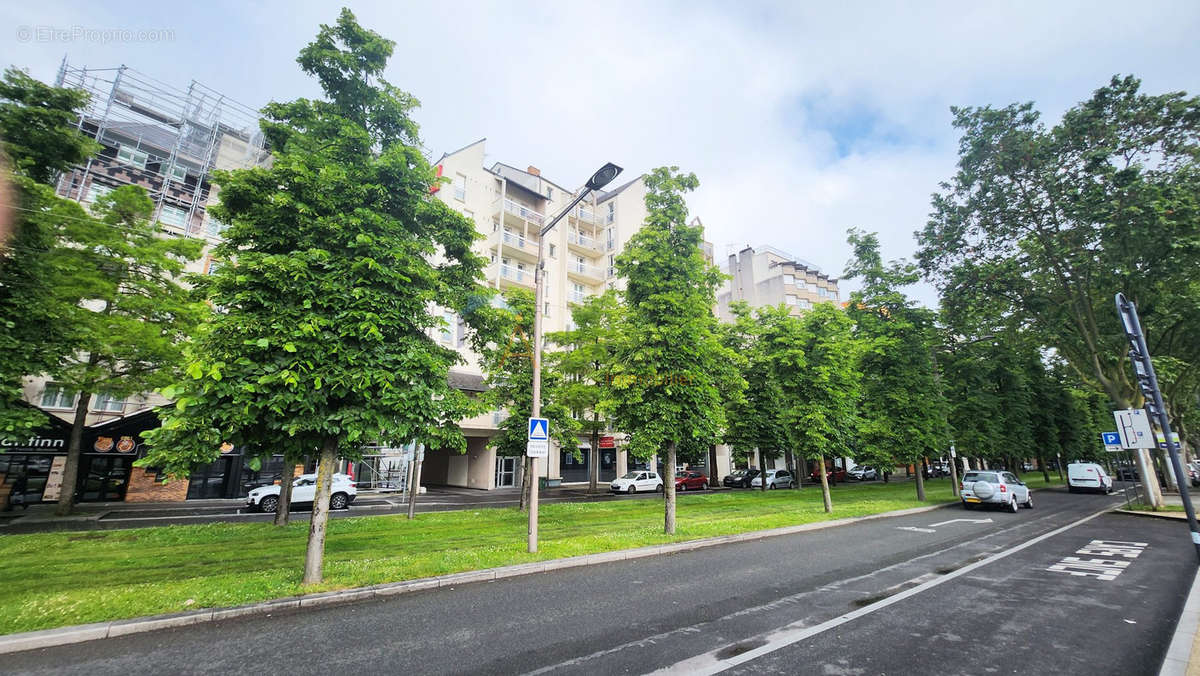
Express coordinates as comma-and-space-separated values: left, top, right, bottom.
427, 138, 656, 490
717, 245, 841, 322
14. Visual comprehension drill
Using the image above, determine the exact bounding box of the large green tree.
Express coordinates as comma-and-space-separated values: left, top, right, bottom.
609, 167, 737, 534
547, 291, 620, 493
0, 68, 100, 434
141, 10, 491, 584
845, 230, 948, 501
763, 302, 860, 512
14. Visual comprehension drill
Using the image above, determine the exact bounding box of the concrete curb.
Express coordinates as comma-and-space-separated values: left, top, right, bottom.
1115, 508, 1190, 521
1159, 564, 1200, 676
0, 498, 958, 655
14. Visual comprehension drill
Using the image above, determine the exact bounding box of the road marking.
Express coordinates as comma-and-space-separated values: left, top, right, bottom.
896, 526, 936, 533
928, 518, 994, 527
649, 503, 1117, 675
1047, 539, 1148, 581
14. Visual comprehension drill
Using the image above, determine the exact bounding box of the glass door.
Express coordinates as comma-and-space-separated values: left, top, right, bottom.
495, 457, 516, 487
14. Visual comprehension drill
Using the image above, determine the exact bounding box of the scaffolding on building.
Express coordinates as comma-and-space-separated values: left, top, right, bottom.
52, 59, 270, 241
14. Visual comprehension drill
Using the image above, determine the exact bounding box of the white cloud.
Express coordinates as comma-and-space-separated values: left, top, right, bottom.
3, 0, 1197, 306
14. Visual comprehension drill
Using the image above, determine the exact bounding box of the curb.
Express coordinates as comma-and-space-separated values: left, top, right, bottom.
0, 499, 957, 655
1159, 564, 1200, 676
1115, 508, 1190, 521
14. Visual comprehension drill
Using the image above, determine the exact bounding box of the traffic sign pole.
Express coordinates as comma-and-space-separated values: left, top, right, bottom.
1117, 293, 1200, 562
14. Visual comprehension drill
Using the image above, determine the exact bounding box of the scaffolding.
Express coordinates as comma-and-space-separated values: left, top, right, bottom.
53, 59, 270, 240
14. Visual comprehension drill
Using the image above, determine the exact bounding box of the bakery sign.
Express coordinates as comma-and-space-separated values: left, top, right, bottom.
95, 436, 137, 453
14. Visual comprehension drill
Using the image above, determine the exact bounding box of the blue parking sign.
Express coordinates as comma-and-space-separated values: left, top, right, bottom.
1102, 432, 1121, 446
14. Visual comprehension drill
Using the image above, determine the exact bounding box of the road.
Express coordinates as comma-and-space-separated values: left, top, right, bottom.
6, 486, 1194, 675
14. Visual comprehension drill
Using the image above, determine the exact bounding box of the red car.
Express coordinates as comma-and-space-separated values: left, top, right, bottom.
810, 467, 847, 483
675, 471, 708, 491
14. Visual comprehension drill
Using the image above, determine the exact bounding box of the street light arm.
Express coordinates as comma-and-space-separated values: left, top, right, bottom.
539, 189, 594, 238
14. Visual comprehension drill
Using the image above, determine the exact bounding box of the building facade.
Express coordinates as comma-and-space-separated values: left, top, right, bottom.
716, 245, 841, 322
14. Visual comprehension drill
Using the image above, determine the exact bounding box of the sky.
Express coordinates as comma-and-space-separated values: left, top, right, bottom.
3, 0, 1198, 305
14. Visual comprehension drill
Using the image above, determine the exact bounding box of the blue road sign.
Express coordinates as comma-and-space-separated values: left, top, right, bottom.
528, 417, 549, 441
1102, 432, 1121, 446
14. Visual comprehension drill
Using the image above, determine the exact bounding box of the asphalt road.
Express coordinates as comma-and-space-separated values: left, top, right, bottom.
7, 485, 1192, 675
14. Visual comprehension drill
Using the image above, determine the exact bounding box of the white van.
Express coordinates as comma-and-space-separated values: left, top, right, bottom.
1067, 462, 1113, 494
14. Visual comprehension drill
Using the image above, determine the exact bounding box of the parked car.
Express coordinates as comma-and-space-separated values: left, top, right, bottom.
924, 462, 950, 479
247, 473, 357, 513
750, 469, 795, 489
1021, 461, 1035, 472
848, 466, 878, 481
960, 470, 1032, 512
809, 467, 847, 483
611, 470, 663, 494
675, 471, 708, 491
1189, 462, 1200, 488
1115, 465, 1139, 482
1067, 462, 1113, 494
723, 469, 761, 488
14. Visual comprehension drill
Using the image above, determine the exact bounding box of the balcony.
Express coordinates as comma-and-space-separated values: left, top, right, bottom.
493, 229, 540, 263
568, 289, 588, 304
570, 206, 600, 226
567, 230, 604, 256
500, 198, 544, 228
495, 262, 535, 288
567, 260, 606, 284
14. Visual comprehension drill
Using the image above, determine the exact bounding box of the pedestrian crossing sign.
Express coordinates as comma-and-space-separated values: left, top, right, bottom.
528, 418, 549, 441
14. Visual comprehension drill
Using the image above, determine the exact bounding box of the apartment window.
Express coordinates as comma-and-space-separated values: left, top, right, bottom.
783, 274, 794, 286
40, 383, 76, 409
85, 183, 112, 204
205, 258, 223, 275
116, 144, 148, 169
206, 216, 228, 238
549, 243, 556, 258
545, 186, 553, 200
544, 302, 551, 317
606, 228, 616, 250
606, 203, 615, 224
786, 294, 798, 306
490, 253, 497, 263
818, 287, 827, 298
492, 220, 499, 232
799, 299, 813, 310
159, 205, 188, 229
167, 164, 188, 182
608, 254, 616, 277
453, 173, 466, 201
829, 290, 838, 301
91, 392, 126, 413
441, 310, 456, 343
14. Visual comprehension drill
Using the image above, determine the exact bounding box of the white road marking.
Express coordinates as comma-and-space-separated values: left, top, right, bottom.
649, 503, 1118, 675
1047, 539, 1147, 581
896, 526, 936, 533
928, 518, 994, 527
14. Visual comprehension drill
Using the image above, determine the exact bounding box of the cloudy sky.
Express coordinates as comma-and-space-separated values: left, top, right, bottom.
4, 1, 1198, 304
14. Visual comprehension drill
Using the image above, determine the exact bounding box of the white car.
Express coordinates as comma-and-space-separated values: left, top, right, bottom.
610, 471, 663, 494
247, 473, 357, 512
750, 469, 795, 489
961, 470, 1032, 512
1067, 462, 1113, 494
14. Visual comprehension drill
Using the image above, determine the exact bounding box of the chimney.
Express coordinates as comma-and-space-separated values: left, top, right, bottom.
527, 166, 541, 176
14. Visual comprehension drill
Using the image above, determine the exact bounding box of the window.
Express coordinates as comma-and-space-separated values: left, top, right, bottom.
205, 259, 223, 276
91, 392, 126, 413
116, 144, 148, 169
453, 173, 466, 201
441, 310, 456, 343
159, 205, 188, 229
549, 244, 556, 258
783, 274, 794, 286
799, 299, 813, 310
206, 216, 228, 238
818, 287, 827, 298
167, 164, 188, 182
606, 203, 615, 224
829, 290, 838, 301
85, 183, 112, 204
786, 295, 798, 306
40, 383, 76, 409
545, 186, 553, 200
545, 302, 551, 317
608, 254, 616, 278
461, 208, 474, 222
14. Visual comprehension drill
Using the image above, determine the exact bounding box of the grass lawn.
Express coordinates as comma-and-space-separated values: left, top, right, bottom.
0, 473, 1061, 635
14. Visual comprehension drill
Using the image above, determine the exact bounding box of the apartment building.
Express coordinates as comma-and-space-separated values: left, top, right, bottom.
426, 139, 655, 490
716, 245, 841, 322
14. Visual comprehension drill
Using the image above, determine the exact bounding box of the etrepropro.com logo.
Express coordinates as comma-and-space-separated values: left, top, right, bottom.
15, 25, 175, 44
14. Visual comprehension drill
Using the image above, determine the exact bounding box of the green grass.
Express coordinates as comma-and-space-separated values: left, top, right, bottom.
0, 474, 1061, 635
1123, 503, 1186, 513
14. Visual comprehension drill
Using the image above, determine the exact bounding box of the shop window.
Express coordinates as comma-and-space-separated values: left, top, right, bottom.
40, 383, 76, 409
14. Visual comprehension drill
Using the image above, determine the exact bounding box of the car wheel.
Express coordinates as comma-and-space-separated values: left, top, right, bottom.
628, 485, 636, 494
1068, 485, 1077, 494
330, 492, 349, 510
769, 483, 777, 490
678, 483, 686, 492
963, 501, 975, 510
1008, 497, 1019, 513
259, 496, 279, 514
656, 484, 664, 493
1024, 494, 1034, 509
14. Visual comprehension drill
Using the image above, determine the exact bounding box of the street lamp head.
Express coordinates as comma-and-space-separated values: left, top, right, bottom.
586, 162, 623, 191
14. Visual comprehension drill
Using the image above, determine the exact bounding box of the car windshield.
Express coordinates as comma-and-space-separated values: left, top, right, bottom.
963, 472, 998, 483
620, 472, 641, 479
730, 470, 746, 477
676, 472, 689, 478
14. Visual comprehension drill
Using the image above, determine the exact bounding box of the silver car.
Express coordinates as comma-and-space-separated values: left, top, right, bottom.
960, 470, 1032, 512
750, 469, 795, 489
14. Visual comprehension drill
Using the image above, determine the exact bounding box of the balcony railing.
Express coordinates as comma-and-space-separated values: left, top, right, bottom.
499, 263, 533, 284
568, 231, 601, 250
568, 261, 605, 279
501, 231, 537, 251
503, 199, 544, 225
574, 207, 598, 225
568, 290, 587, 304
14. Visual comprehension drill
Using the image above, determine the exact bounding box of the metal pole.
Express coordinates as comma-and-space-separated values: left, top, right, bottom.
1117, 293, 1200, 561
949, 444, 960, 498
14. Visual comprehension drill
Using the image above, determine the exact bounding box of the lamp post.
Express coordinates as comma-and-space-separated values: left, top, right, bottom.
528, 162, 622, 554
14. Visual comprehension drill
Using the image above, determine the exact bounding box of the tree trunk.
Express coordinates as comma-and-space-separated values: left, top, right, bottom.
302, 438, 337, 585
273, 464, 294, 527
709, 444, 719, 488
664, 441, 677, 535
55, 391, 93, 516
590, 414, 600, 494
914, 460, 926, 502
817, 454, 832, 513
761, 451, 768, 492
407, 444, 424, 519
1040, 453, 1050, 483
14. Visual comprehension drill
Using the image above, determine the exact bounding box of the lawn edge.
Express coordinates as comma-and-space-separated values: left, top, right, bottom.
0, 499, 959, 654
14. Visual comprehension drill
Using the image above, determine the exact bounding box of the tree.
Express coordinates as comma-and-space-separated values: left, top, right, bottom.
763, 303, 860, 512
719, 301, 789, 491
481, 288, 579, 507
609, 167, 736, 534
49, 186, 205, 515
845, 230, 948, 501
0, 68, 100, 434
547, 291, 620, 493
141, 9, 491, 584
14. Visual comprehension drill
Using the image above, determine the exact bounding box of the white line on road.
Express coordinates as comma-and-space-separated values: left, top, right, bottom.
650, 503, 1118, 675
896, 526, 936, 533
928, 518, 994, 527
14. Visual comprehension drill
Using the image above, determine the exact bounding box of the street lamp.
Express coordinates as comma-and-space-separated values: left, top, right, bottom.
528, 162, 623, 553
